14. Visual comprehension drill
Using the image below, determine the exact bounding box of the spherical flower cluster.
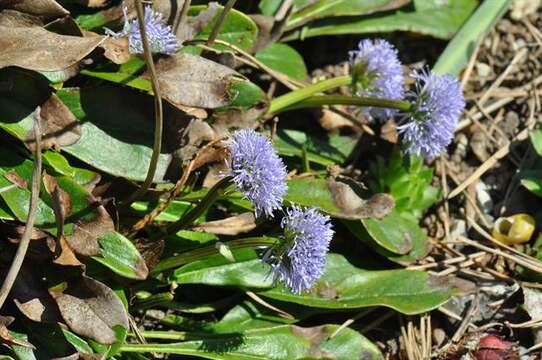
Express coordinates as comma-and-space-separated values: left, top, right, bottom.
264, 206, 333, 294
349, 39, 405, 120
227, 129, 288, 218
398, 70, 465, 159
105, 7, 179, 55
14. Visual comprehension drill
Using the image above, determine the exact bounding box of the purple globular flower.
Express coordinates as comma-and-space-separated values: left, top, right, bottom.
398, 70, 465, 159
105, 6, 179, 55
227, 129, 287, 218
263, 206, 333, 294
349, 39, 405, 120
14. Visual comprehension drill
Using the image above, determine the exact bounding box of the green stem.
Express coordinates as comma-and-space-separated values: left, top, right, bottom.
151, 236, 277, 274
278, 95, 413, 113
129, 331, 189, 340
268, 75, 352, 114
163, 176, 233, 238
132, 292, 174, 311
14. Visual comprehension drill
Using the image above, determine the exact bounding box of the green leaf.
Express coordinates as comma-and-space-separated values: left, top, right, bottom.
43, 151, 75, 177
259, 0, 283, 16
261, 254, 453, 314
8, 331, 36, 360
171, 248, 272, 288
274, 129, 353, 166
189, 5, 259, 52
287, 0, 410, 28
226, 80, 267, 108
284, 0, 478, 40
120, 324, 382, 360
211, 301, 295, 333
93, 231, 149, 280
345, 210, 430, 263
171, 250, 452, 314
57, 86, 172, 182
531, 130, 542, 157
521, 177, 542, 197
368, 150, 440, 220
255, 44, 308, 81
433, 0, 511, 76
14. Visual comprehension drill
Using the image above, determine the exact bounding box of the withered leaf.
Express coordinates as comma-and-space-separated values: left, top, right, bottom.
4, 171, 27, 189
326, 177, 395, 220
0, 0, 69, 19
290, 325, 334, 359
0, 9, 105, 71
50, 276, 129, 344
25, 94, 81, 151
99, 36, 130, 65
0, 315, 34, 348
11, 264, 63, 323
66, 202, 115, 257
192, 212, 257, 235
154, 52, 239, 109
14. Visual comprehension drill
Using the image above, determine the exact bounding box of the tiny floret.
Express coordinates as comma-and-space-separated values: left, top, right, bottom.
105, 6, 179, 55
349, 39, 405, 119
398, 70, 465, 159
227, 129, 287, 218
263, 206, 333, 294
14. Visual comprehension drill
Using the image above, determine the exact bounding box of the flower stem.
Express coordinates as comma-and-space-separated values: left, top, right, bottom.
151, 237, 277, 274
277, 94, 413, 113
122, 0, 163, 206
163, 176, 233, 238
268, 75, 352, 114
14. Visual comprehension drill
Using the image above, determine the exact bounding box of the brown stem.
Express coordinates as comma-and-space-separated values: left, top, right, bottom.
0, 108, 43, 310
207, 0, 237, 46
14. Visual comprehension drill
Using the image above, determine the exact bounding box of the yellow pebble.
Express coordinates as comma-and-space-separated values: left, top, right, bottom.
492, 213, 536, 245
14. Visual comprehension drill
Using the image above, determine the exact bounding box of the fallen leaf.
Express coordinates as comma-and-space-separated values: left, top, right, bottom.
476, 335, 518, 360
0, 0, 69, 19
154, 52, 239, 109
25, 94, 81, 151
11, 264, 64, 323
0, 9, 105, 71
50, 276, 129, 344
0, 315, 34, 348
192, 212, 257, 235
100, 36, 131, 65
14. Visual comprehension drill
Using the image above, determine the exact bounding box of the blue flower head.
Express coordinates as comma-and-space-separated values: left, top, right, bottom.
263, 206, 333, 294
398, 70, 465, 159
227, 129, 287, 218
105, 6, 179, 55
349, 39, 405, 120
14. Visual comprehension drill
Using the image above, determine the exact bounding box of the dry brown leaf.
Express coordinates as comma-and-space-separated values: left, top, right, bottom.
212, 106, 269, 136
100, 36, 131, 65
0, 0, 69, 19
154, 52, 239, 109
50, 276, 129, 344
11, 264, 64, 323
66, 202, 115, 257
192, 212, 257, 235
380, 119, 398, 144
25, 94, 81, 151
327, 177, 395, 220
0, 315, 35, 348
0, 9, 105, 71
4, 171, 27, 188
54, 236, 83, 266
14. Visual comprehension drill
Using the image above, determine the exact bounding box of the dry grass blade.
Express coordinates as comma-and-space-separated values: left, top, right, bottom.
0, 108, 42, 310
448, 127, 530, 199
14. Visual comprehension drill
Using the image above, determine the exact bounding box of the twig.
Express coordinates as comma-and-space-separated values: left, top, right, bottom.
207, 0, 237, 46
245, 291, 294, 320
0, 108, 42, 310
122, 0, 164, 206
172, 0, 191, 35
447, 127, 530, 199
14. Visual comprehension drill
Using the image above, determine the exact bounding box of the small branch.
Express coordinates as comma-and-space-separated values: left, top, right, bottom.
122, 0, 164, 206
0, 108, 43, 310
207, 0, 237, 46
